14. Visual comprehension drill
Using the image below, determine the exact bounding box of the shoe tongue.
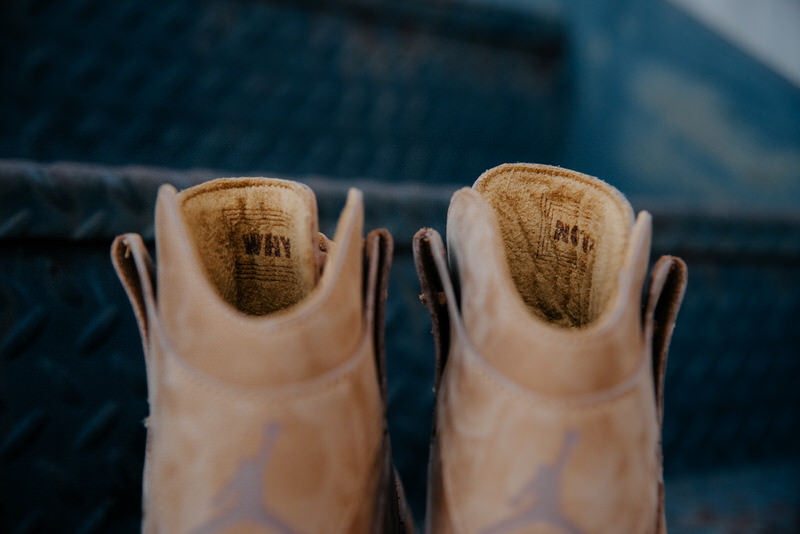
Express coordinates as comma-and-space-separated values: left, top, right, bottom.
174, 178, 322, 316
152, 178, 364, 388
448, 164, 650, 395
473, 165, 633, 328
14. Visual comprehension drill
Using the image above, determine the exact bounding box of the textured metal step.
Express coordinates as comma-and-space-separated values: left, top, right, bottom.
0, 0, 565, 185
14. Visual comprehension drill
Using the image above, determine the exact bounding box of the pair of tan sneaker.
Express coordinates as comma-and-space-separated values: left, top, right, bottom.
111, 163, 687, 534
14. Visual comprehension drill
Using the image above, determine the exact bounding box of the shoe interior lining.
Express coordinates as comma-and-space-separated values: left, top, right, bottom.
178, 181, 318, 316
475, 166, 631, 328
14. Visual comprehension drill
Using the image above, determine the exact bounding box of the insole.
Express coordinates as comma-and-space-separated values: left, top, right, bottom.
178, 179, 319, 316
475, 166, 631, 328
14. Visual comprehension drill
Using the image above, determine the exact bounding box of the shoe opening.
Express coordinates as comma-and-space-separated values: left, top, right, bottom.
474, 165, 632, 328
177, 178, 320, 316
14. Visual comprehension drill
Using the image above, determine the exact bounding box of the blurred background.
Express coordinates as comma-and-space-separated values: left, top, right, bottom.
1, 0, 798, 532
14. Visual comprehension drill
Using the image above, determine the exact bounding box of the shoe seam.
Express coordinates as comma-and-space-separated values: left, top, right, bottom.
454, 328, 650, 409
149, 319, 374, 403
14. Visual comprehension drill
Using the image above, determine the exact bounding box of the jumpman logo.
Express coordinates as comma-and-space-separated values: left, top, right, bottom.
189, 422, 302, 534
480, 430, 586, 534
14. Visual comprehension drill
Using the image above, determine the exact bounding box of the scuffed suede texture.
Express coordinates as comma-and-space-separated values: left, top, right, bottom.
415, 164, 687, 534
474, 164, 633, 328
145, 320, 383, 533
179, 178, 321, 315
111, 178, 405, 533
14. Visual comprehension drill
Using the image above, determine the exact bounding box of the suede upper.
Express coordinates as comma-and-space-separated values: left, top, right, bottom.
112, 178, 396, 533
415, 164, 687, 534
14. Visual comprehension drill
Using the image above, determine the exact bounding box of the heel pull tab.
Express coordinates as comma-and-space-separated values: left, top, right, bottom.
413, 228, 451, 391
645, 255, 687, 534
364, 229, 415, 533
645, 255, 688, 424
110, 233, 157, 361
364, 229, 393, 403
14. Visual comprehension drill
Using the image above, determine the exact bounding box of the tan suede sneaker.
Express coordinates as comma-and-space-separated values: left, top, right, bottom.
413, 164, 687, 534
111, 178, 412, 533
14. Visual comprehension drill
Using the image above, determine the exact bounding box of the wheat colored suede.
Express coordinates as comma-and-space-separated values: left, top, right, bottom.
111, 178, 406, 533
414, 164, 688, 534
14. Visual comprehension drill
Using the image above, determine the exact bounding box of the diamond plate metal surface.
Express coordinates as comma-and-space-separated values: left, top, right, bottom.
0, 0, 566, 185
0, 244, 146, 534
